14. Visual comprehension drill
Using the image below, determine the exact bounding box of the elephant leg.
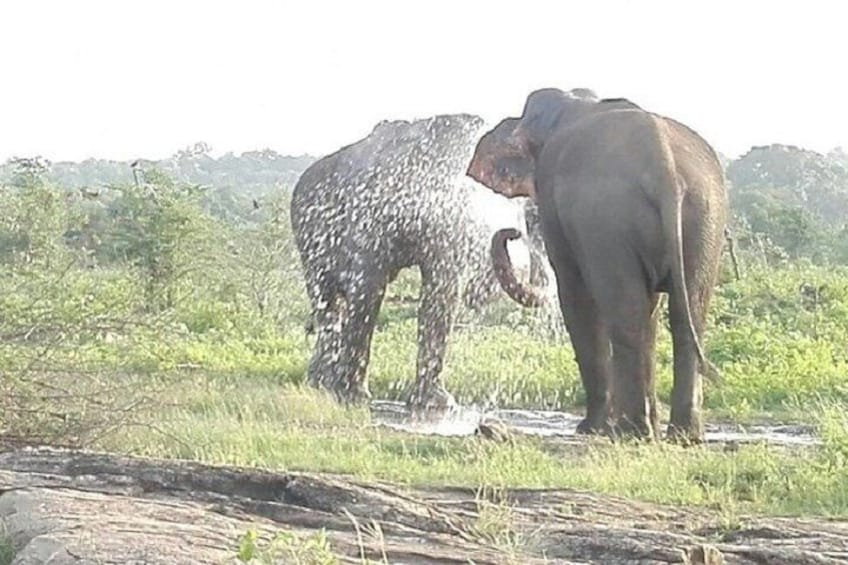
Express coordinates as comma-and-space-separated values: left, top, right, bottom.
667, 286, 709, 443
609, 318, 656, 439
299, 262, 324, 335
406, 266, 459, 412
667, 220, 723, 444
306, 292, 344, 390
308, 267, 387, 405
555, 266, 612, 434
341, 277, 387, 402
590, 269, 657, 440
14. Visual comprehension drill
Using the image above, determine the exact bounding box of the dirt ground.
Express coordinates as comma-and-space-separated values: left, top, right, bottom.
0, 446, 846, 564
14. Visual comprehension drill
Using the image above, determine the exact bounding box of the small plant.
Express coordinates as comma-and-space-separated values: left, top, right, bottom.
471, 486, 534, 561
0, 529, 14, 565
236, 527, 340, 564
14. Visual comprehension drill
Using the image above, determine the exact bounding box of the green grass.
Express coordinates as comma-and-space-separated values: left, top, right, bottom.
5, 256, 848, 520
101, 378, 848, 518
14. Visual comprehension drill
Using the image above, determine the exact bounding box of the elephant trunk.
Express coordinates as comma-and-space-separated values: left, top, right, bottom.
490, 228, 546, 308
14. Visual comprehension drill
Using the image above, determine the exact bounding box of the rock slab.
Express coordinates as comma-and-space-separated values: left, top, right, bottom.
0, 447, 846, 564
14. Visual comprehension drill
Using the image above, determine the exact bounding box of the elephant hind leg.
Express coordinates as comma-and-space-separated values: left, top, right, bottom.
666, 217, 722, 444
308, 268, 387, 405
591, 272, 660, 440
554, 266, 612, 434
667, 286, 708, 443
306, 292, 344, 390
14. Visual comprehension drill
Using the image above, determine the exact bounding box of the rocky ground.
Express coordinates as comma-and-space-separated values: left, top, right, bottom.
0, 447, 846, 564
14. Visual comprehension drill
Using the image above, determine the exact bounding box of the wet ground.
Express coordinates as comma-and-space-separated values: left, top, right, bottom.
370, 400, 818, 446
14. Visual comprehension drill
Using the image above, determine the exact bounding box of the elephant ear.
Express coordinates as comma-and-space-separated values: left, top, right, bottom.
467, 118, 536, 199
466, 118, 520, 185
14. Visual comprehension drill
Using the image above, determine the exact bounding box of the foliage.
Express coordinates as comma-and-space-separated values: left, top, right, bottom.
728, 144, 848, 264
0, 144, 315, 216
100, 170, 219, 311
223, 189, 308, 327
0, 534, 12, 565
236, 528, 341, 564
0, 158, 75, 268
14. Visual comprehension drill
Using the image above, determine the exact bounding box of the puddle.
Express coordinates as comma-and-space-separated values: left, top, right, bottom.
370, 400, 819, 446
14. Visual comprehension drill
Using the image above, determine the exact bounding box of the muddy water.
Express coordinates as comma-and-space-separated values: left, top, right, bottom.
370, 400, 818, 446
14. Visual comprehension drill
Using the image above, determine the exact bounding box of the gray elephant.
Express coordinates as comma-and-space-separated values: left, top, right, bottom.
291, 114, 546, 410
468, 88, 728, 443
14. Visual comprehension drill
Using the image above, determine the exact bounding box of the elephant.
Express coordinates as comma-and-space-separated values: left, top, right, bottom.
290, 114, 547, 410
467, 88, 728, 442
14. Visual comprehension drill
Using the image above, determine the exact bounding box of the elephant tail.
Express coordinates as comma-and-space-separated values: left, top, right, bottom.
490, 228, 546, 308
658, 133, 720, 382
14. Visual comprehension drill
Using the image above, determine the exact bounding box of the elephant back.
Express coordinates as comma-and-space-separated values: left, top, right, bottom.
291, 114, 492, 257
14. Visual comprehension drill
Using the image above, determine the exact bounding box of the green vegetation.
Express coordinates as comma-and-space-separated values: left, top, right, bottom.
2, 145, 848, 519
728, 144, 848, 264
0, 530, 13, 565
237, 528, 344, 564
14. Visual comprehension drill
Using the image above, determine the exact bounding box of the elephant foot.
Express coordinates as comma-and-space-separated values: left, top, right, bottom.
405, 384, 457, 418
666, 424, 704, 446
576, 404, 612, 435
576, 415, 610, 436
667, 410, 704, 445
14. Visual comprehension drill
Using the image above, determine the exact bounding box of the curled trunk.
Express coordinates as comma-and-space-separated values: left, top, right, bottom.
491, 228, 547, 308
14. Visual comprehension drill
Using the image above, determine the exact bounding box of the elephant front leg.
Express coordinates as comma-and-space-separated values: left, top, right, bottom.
406, 269, 459, 413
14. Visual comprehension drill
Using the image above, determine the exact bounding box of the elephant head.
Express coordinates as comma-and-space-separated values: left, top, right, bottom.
467, 88, 635, 307
511, 88, 607, 155
468, 89, 641, 200
467, 89, 600, 199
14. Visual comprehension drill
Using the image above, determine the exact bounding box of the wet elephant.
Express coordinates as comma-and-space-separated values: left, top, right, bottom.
291, 114, 547, 410
468, 89, 728, 442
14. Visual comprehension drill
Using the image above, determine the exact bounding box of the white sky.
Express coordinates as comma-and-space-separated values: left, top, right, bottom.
0, 0, 845, 163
